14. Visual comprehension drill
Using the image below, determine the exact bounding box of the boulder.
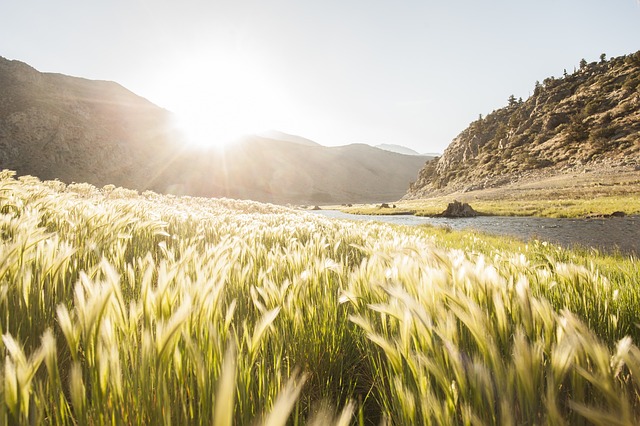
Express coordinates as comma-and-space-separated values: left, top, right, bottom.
440, 200, 478, 218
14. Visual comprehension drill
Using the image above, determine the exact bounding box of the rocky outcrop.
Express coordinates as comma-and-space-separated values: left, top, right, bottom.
439, 201, 478, 218
406, 51, 640, 198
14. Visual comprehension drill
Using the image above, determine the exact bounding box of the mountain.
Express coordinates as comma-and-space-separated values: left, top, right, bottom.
0, 56, 428, 204
173, 138, 429, 204
406, 51, 640, 198
375, 143, 420, 156
257, 130, 320, 147
0, 56, 180, 191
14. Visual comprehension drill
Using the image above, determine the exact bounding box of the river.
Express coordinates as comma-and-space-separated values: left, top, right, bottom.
310, 210, 640, 255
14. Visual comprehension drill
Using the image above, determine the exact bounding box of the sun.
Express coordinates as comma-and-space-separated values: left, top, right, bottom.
160, 48, 290, 149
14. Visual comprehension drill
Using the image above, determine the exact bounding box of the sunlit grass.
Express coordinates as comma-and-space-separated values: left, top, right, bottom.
1, 169, 640, 424
340, 194, 640, 218
460, 195, 640, 218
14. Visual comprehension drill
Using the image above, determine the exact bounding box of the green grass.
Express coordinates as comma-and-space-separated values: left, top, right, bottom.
338, 207, 417, 216
1, 170, 640, 424
457, 195, 640, 218
341, 194, 640, 218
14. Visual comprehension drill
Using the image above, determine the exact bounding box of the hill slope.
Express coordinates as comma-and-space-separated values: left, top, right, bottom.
0, 56, 179, 191
406, 51, 640, 198
0, 56, 428, 204
257, 130, 321, 147
375, 143, 420, 156
173, 138, 430, 204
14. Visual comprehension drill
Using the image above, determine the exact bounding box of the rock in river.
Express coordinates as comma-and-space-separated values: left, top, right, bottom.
440, 200, 478, 218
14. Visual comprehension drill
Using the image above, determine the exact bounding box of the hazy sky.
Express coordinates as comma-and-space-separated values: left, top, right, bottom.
1, 1, 640, 153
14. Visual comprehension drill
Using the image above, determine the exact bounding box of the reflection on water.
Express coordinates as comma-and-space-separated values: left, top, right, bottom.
310, 210, 640, 255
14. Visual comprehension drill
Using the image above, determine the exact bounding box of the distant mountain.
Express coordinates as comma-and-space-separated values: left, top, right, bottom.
0, 56, 428, 204
258, 130, 320, 147
375, 143, 420, 156
175, 138, 429, 204
406, 51, 640, 198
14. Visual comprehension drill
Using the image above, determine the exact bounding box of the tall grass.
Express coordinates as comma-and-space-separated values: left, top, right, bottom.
1, 170, 639, 424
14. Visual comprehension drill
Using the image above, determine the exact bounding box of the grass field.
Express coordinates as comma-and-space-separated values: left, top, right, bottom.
2, 170, 640, 424
338, 194, 640, 218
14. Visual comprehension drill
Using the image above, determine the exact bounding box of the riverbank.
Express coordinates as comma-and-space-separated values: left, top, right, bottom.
310, 209, 640, 256
324, 168, 640, 218
335, 194, 640, 218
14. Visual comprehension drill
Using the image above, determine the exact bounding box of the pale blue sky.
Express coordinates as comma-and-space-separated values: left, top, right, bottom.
1, 0, 639, 153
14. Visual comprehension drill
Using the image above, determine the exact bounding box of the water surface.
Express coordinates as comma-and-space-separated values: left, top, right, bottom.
310, 210, 639, 255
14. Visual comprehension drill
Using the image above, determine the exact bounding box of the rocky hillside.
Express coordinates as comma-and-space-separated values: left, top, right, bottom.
0, 56, 179, 191
0, 56, 429, 204
407, 51, 640, 198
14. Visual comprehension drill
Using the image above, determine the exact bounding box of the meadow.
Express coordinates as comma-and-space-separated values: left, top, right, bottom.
339, 195, 640, 218
1, 170, 640, 425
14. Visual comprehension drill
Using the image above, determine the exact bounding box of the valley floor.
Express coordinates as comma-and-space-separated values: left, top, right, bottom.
336, 166, 640, 218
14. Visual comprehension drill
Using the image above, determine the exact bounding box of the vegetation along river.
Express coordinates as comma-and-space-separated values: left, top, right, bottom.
311, 210, 640, 256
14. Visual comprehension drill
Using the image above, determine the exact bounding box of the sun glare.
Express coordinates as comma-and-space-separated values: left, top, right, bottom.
163, 49, 289, 149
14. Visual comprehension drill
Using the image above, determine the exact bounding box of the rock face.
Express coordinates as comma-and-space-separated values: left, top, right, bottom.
440, 201, 478, 217
406, 51, 640, 198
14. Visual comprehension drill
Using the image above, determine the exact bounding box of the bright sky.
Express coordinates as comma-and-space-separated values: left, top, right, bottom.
1, 1, 639, 153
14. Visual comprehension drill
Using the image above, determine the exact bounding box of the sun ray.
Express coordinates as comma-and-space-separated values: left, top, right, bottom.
158, 47, 290, 149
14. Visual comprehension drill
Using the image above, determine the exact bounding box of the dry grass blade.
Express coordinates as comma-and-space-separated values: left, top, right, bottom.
214, 343, 237, 426
262, 370, 308, 426
250, 307, 281, 354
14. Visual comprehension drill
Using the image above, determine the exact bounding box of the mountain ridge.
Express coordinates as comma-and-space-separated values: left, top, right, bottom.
0, 56, 179, 190
173, 136, 431, 204
0, 56, 429, 204
375, 143, 420, 156
406, 51, 640, 198
257, 130, 321, 147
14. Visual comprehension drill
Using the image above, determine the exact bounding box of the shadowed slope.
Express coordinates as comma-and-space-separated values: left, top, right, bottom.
0, 56, 180, 191
175, 137, 431, 204
0, 56, 430, 203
